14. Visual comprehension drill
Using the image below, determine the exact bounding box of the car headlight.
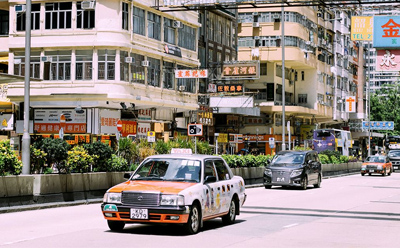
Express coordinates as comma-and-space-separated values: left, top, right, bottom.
377, 165, 383, 170
361, 167, 366, 170
290, 169, 303, 177
103, 192, 122, 204
264, 169, 272, 176
160, 195, 185, 206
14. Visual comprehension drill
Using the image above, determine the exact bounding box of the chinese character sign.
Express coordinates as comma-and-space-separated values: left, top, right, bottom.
373, 16, 400, 48
362, 121, 394, 130
175, 70, 208, 78
345, 96, 356, 113
222, 62, 259, 78
351, 16, 373, 41
217, 84, 243, 93
376, 49, 400, 71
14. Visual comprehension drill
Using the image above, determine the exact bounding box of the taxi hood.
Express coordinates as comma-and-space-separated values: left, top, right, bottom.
108, 180, 197, 194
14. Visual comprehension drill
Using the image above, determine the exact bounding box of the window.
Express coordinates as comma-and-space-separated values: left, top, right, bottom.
177, 65, 196, 93
77, 2, 95, 29
132, 7, 145, 35
163, 61, 175, 90
147, 57, 161, 87
131, 53, 145, 84
122, 2, 129, 30
164, 18, 176, 44
298, 94, 307, 104
301, 71, 305, 81
120, 51, 129, 82
204, 160, 217, 180
148, 12, 161, 40
267, 83, 274, 101
98, 50, 115, 80
45, 2, 72, 30
75, 50, 93, 80
260, 63, 267, 75
16, 4, 40, 31
13, 51, 40, 79
44, 51, 71, 80
214, 160, 230, 180
178, 24, 196, 51
0, 10, 9, 35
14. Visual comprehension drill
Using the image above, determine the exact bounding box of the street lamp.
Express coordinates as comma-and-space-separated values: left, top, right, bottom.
281, 1, 286, 151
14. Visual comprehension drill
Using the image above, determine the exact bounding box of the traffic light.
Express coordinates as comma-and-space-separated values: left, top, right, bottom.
295, 139, 300, 147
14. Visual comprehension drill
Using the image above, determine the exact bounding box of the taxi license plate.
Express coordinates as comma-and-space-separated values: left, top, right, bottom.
130, 208, 148, 219
394, 166, 398, 170
369, 170, 374, 173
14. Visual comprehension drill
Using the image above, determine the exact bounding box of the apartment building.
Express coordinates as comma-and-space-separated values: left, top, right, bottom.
0, 0, 201, 145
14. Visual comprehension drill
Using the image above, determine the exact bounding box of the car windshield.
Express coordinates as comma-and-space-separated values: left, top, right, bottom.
388, 150, 400, 156
131, 158, 201, 183
365, 156, 386, 163
271, 153, 305, 165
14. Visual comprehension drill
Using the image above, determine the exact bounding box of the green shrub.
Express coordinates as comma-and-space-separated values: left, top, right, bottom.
330, 155, 340, 164
339, 155, 349, 163
348, 156, 358, 162
30, 146, 47, 174
318, 154, 330, 164
83, 141, 113, 172
33, 138, 70, 173
221, 154, 272, 168
108, 154, 129, 172
319, 150, 341, 160
66, 146, 96, 173
0, 140, 22, 176
129, 163, 139, 171
154, 140, 170, 154
293, 146, 312, 151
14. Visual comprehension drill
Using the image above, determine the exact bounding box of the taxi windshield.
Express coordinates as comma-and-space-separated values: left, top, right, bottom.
132, 158, 201, 183
271, 153, 305, 165
365, 156, 386, 163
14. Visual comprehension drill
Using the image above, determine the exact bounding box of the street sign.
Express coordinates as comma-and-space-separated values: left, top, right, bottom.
116, 119, 123, 132
147, 131, 156, 142
188, 124, 203, 136
59, 127, 64, 139
269, 137, 275, 148
362, 121, 394, 130
60, 114, 66, 129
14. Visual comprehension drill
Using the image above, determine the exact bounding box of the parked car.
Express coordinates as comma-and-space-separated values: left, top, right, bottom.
387, 150, 400, 172
263, 150, 322, 190
101, 153, 247, 234
361, 155, 392, 176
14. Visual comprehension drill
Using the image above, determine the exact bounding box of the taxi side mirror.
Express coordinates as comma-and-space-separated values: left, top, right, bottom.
124, 173, 132, 179
204, 176, 217, 184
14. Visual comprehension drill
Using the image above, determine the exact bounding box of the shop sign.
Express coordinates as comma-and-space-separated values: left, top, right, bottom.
208, 83, 217, 93
227, 115, 239, 126
54, 134, 91, 144
243, 135, 267, 142
100, 109, 120, 134
229, 134, 243, 144
375, 49, 400, 71
175, 69, 208, 78
222, 61, 259, 78
121, 121, 137, 137
245, 117, 265, 125
351, 16, 373, 41
197, 106, 213, 126
138, 109, 152, 120
217, 133, 228, 143
217, 84, 243, 93
0, 114, 14, 131
345, 96, 356, 113
164, 44, 182, 57
373, 16, 400, 48
137, 122, 151, 138
34, 109, 86, 134
0, 84, 10, 102
300, 125, 315, 141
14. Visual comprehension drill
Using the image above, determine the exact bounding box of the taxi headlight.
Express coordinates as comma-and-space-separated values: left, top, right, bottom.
104, 192, 122, 204
160, 195, 185, 206
264, 169, 272, 177
290, 169, 303, 177
377, 165, 383, 170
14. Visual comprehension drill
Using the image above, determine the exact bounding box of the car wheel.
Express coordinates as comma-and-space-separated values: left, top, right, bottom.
107, 220, 125, 232
368, 173, 371, 176
388, 168, 392, 176
264, 185, 272, 189
361, 173, 365, 176
382, 169, 386, 176
301, 176, 308, 190
184, 204, 200, 235
313, 174, 321, 188
222, 198, 236, 225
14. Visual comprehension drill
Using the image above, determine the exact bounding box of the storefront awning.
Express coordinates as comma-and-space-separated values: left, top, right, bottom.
0, 56, 8, 64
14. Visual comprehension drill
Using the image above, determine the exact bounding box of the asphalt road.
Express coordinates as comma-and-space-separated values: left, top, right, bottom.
1, 173, 400, 248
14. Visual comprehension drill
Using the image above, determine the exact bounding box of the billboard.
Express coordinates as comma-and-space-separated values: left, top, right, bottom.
362, 121, 394, 130
222, 61, 259, 79
376, 49, 400, 71
373, 16, 400, 48
351, 16, 373, 41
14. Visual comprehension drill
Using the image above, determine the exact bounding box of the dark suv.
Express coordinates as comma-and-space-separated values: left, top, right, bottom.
387, 150, 400, 172
263, 150, 322, 190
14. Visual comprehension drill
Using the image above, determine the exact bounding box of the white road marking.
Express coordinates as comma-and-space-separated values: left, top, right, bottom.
283, 223, 299, 229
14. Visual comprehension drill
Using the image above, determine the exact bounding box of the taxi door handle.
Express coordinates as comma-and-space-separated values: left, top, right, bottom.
217, 187, 220, 190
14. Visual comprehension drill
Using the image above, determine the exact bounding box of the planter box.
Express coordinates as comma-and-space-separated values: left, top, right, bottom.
0, 175, 34, 197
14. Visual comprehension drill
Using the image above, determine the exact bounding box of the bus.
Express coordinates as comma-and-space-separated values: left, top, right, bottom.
385, 135, 400, 150
312, 129, 353, 156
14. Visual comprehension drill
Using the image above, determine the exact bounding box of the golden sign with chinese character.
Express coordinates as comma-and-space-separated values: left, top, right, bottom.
222, 62, 259, 78
217, 84, 243, 93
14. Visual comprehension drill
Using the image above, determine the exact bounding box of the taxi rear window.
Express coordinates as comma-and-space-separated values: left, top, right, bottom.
132, 158, 202, 183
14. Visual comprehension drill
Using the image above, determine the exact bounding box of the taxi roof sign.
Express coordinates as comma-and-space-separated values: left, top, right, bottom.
171, 148, 192, 154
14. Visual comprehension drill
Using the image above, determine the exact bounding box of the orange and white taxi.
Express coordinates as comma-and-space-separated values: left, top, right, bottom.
101, 152, 246, 234
361, 155, 393, 176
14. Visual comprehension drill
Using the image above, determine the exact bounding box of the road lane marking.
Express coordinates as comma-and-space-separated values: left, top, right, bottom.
283, 223, 299, 228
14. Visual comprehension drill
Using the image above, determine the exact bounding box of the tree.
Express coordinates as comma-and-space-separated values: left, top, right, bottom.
370, 84, 400, 136
34, 138, 70, 173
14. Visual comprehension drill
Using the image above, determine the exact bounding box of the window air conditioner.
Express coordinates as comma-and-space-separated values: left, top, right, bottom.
254, 36, 260, 40
141, 60, 150, 67
41, 56, 53, 62
15, 5, 26, 13
272, 14, 280, 20
172, 20, 182, 28
125, 57, 134, 63
253, 22, 260, 28
252, 12, 259, 16
178, 85, 186, 91
81, 1, 96, 10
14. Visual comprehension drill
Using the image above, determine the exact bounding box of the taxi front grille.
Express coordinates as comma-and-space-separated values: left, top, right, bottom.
366, 165, 377, 169
121, 192, 160, 207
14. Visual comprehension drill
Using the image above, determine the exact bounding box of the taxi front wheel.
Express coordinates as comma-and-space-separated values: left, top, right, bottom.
107, 220, 125, 232
184, 204, 200, 235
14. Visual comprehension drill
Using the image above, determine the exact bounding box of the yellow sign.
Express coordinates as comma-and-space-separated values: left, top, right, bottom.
1, 119, 7, 127
351, 16, 373, 41
217, 133, 228, 143
147, 131, 155, 137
